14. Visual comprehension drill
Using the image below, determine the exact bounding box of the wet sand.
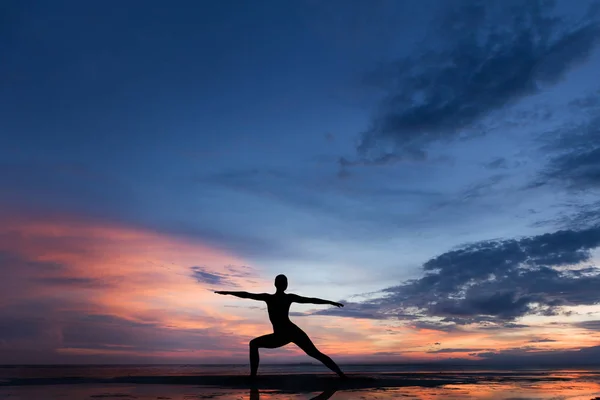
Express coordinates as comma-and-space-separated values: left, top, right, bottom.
1, 371, 600, 399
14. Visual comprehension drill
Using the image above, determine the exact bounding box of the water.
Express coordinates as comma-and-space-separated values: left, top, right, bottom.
1, 364, 600, 399
5, 363, 599, 379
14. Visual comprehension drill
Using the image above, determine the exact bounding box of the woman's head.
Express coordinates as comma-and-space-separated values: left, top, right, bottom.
274, 274, 288, 291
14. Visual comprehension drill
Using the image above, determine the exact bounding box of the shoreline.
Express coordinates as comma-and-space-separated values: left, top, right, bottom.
1, 371, 580, 390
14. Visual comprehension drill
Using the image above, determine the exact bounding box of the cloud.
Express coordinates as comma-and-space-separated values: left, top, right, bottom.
196, 165, 447, 246
0, 213, 261, 363
431, 174, 508, 210
535, 199, 600, 231
355, 0, 600, 163
33, 276, 116, 289
339, 149, 426, 168
408, 321, 460, 332
189, 265, 252, 287
0, 161, 307, 264
534, 115, 600, 191
569, 89, 600, 111
61, 314, 239, 354
309, 301, 391, 320
484, 158, 509, 170
0, 316, 52, 342
330, 225, 600, 328
371, 351, 404, 357
479, 322, 530, 330
574, 320, 600, 331
190, 266, 232, 286
468, 345, 600, 365
428, 348, 486, 353
528, 338, 557, 343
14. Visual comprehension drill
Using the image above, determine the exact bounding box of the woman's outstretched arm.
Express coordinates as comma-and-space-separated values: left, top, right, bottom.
214, 291, 269, 301
289, 294, 344, 308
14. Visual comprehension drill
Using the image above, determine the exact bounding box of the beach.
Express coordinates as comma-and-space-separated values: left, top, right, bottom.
2, 365, 600, 399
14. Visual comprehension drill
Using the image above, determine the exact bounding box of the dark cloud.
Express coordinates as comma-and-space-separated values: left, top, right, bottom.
469, 345, 600, 365
310, 301, 391, 320
408, 320, 459, 333
0, 316, 50, 342
534, 200, 600, 231
33, 276, 115, 289
190, 267, 228, 286
534, 114, 600, 192
542, 148, 600, 191
371, 351, 404, 357
528, 338, 557, 343
479, 322, 530, 330
61, 314, 240, 353
329, 226, 600, 328
62, 315, 159, 349
0, 299, 66, 353
0, 250, 64, 273
355, 0, 600, 163
564, 200, 600, 228
428, 348, 486, 354
574, 320, 600, 331
431, 174, 508, 210
190, 265, 249, 287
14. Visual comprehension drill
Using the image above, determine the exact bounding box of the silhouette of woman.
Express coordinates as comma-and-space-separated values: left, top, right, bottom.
215, 274, 346, 378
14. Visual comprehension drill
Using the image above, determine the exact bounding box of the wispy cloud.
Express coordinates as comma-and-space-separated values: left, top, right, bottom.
0, 212, 267, 362
528, 338, 558, 343
354, 0, 600, 163
534, 115, 600, 192
468, 345, 600, 365
428, 347, 486, 354
190, 265, 253, 287
575, 320, 600, 331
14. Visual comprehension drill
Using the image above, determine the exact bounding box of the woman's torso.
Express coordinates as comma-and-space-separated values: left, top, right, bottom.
266, 293, 295, 332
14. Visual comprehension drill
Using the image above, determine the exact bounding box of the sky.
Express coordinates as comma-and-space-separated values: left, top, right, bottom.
2, 0, 600, 364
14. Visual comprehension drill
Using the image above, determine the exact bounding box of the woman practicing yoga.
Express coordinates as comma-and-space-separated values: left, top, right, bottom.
215, 274, 346, 378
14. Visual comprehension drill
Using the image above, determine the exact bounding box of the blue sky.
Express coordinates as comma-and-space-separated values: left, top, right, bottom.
2, 0, 600, 363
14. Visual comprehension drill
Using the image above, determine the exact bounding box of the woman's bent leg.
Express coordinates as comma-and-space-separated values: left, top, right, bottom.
249, 334, 290, 377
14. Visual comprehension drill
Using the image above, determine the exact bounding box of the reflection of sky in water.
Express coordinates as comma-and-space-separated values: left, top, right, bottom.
2, 374, 600, 400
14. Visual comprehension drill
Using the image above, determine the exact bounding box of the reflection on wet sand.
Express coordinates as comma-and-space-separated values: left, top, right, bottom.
250, 387, 338, 400
0, 370, 599, 399
326, 378, 600, 400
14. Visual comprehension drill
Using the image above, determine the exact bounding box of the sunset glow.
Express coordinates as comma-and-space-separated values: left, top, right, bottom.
2, 0, 600, 367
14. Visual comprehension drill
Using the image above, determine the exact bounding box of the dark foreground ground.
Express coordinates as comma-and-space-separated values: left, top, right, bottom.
2, 370, 600, 399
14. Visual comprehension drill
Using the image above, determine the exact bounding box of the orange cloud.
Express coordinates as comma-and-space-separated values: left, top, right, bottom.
2, 211, 600, 364
0, 212, 273, 361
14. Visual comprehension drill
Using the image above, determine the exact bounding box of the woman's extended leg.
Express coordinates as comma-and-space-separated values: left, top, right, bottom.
249, 334, 290, 377
291, 328, 345, 378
